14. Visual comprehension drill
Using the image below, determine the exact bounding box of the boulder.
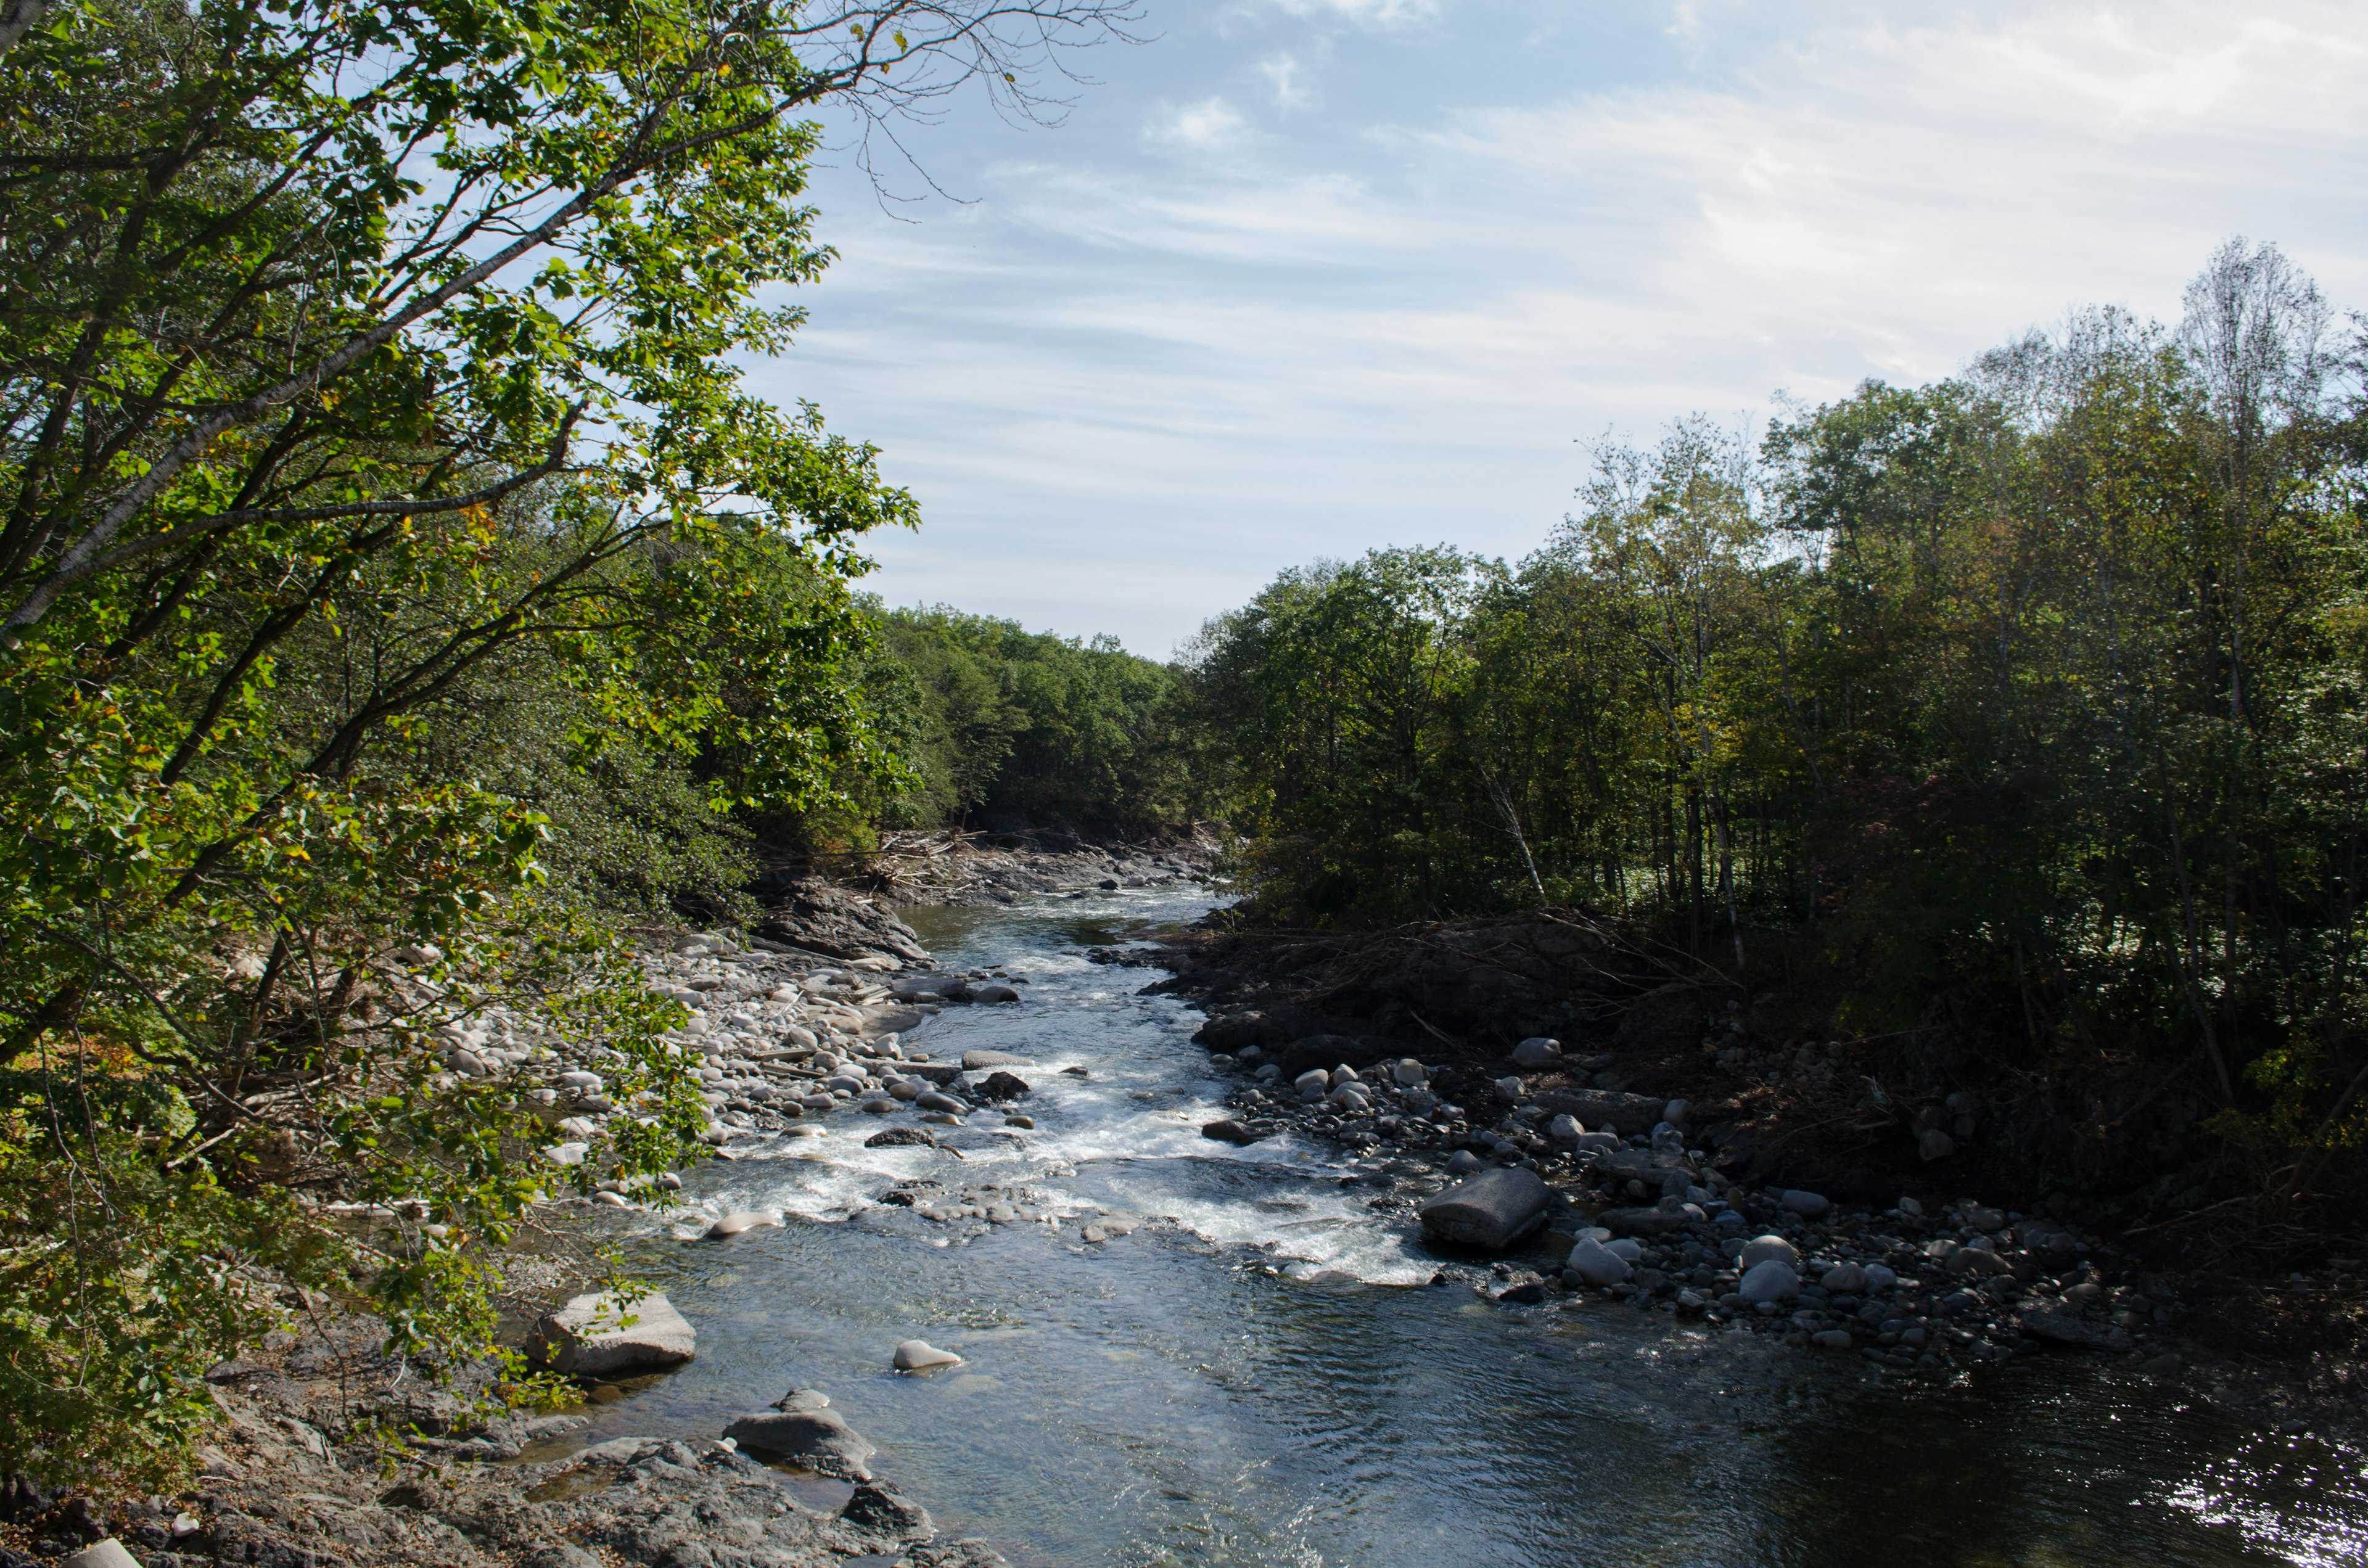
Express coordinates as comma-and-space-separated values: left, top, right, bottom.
1391, 1059, 1429, 1085
865, 1127, 939, 1148
528, 1291, 696, 1376
703, 1211, 781, 1241
1510, 1036, 1562, 1069
1918, 1128, 1957, 1161
1294, 1069, 1331, 1100
773, 1387, 831, 1411
1819, 1263, 1868, 1294
1738, 1260, 1800, 1303
1863, 1262, 1898, 1293
1740, 1234, 1799, 1268
1417, 1167, 1552, 1251
916, 1091, 965, 1114
892, 1340, 963, 1371
1778, 1189, 1831, 1218
971, 983, 1021, 1005
1564, 1237, 1632, 1287
974, 1071, 1032, 1101
961, 1049, 1033, 1069
1546, 1113, 1585, 1144
1201, 1119, 1263, 1146
722, 1408, 876, 1479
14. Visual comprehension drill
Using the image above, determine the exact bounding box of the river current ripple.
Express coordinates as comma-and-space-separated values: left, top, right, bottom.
549, 887, 2368, 1567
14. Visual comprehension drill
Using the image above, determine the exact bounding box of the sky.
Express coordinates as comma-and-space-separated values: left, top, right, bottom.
752, 0, 2368, 658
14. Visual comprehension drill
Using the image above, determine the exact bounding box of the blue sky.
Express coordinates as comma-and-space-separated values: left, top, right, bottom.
755, 0, 2368, 657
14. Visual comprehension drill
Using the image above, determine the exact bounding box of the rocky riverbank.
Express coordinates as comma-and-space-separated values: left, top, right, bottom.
1112, 911, 2368, 1443
762, 826, 1224, 910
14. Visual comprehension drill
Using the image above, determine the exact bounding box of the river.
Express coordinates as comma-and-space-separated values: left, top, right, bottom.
549, 885, 2368, 1567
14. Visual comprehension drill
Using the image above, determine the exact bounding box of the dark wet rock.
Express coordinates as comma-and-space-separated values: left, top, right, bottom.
1595, 1205, 1689, 1238
1201, 1119, 1263, 1146
866, 1127, 940, 1149
722, 1408, 877, 1479
838, 1480, 933, 1543
1418, 1167, 1551, 1250
971, 983, 1021, 1005
973, 1072, 1032, 1101
2018, 1308, 2136, 1352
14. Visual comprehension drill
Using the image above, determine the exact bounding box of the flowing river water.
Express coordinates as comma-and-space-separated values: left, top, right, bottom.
543, 886, 2368, 1567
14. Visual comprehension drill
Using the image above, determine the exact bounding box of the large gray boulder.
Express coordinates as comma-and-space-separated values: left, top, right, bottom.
722, 1407, 877, 1479
1418, 1168, 1551, 1251
1738, 1260, 1800, 1303
528, 1291, 696, 1376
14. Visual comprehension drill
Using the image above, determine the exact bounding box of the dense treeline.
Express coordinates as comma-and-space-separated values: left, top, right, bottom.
0, 0, 1133, 1484
782, 604, 1211, 852
1190, 243, 2368, 1197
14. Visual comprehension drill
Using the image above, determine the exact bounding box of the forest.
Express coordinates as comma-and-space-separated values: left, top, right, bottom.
1186, 242, 2368, 1231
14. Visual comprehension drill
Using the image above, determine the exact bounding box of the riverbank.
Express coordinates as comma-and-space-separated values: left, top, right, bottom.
1127, 908, 2368, 1445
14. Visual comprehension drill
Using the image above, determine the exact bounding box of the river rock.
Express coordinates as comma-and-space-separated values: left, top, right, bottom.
528, 1291, 696, 1375
1778, 1189, 1830, 1218
1820, 1262, 1868, 1294
1597, 1205, 1688, 1237
1919, 1128, 1957, 1161
60, 1543, 141, 1568
1201, 1119, 1262, 1146
974, 1071, 1032, 1101
892, 1340, 963, 1371
961, 1049, 1033, 1069
722, 1407, 877, 1479
1536, 1090, 1665, 1130
1564, 1237, 1632, 1287
1445, 1149, 1484, 1174
971, 983, 1021, 1004
1392, 1059, 1429, 1085
1948, 1246, 2013, 1279
1547, 1114, 1585, 1144
1809, 1329, 1854, 1350
1864, 1262, 1898, 1293
704, 1211, 781, 1239
2018, 1307, 2134, 1352
1418, 1167, 1552, 1250
1510, 1036, 1562, 1069
916, 1090, 964, 1114
865, 1127, 937, 1148
773, 1387, 831, 1411
1738, 1260, 1801, 1303
1294, 1068, 1331, 1099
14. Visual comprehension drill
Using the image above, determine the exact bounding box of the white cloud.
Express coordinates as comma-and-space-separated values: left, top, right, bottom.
1259, 51, 1309, 111
1142, 96, 1253, 151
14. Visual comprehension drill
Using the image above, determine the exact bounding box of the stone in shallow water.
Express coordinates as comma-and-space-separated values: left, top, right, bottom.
721, 1407, 876, 1479
1201, 1119, 1260, 1146
704, 1211, 781, 1240
528, 1291, 696, 1375
892, 1339, 963, 1371
1418, 1167, 1550, 1251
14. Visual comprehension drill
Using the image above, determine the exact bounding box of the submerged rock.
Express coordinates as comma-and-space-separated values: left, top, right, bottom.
703, 1210, 781, 1240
